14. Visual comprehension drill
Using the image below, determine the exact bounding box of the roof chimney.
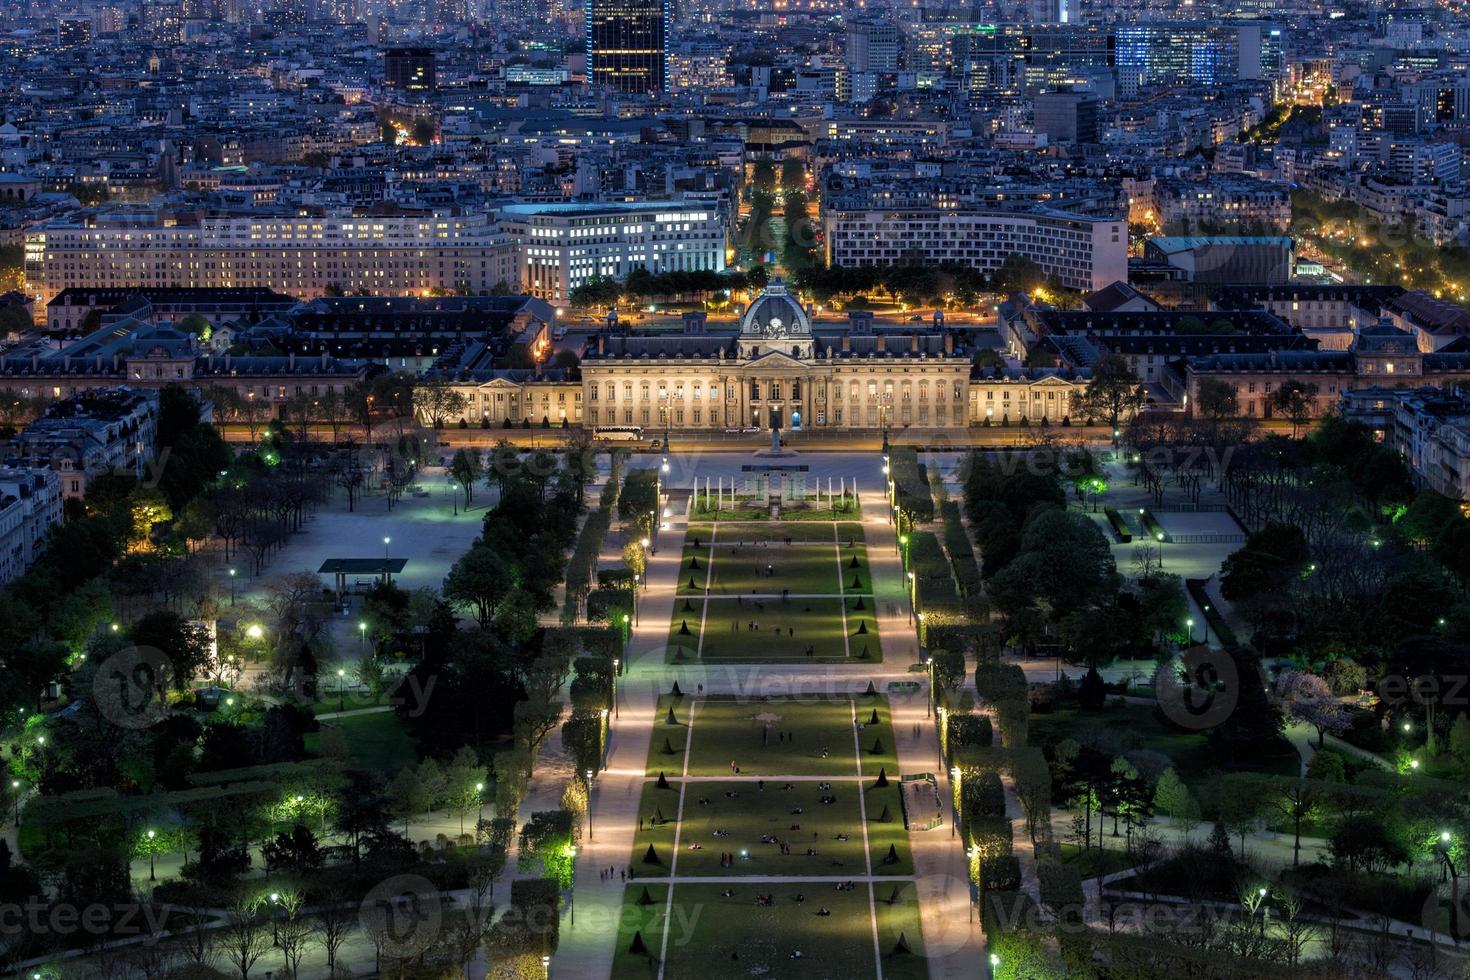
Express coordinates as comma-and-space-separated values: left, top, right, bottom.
910, 334, 919, 353
876, 334, 886, 353
597, 334, 606, 356
944, 332, 954, 355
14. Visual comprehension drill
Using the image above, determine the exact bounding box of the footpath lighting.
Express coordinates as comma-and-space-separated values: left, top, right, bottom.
146, 829, 157, 881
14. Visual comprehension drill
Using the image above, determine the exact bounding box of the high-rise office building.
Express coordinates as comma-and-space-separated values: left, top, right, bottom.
586, 0, 668, 94
1034, 90, 1099, 144
384, 48, 437, 91
57, 17, 92, 47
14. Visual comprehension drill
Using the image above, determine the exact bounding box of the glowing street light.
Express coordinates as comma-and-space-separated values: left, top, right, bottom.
146, 829, 157, 881
228, 567, 237, 605
246, 624, 263, 640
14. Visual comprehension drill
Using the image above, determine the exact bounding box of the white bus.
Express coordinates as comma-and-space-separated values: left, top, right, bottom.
594, 426, 643, 442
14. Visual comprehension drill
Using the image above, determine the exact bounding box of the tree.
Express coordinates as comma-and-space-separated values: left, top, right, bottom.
1079, 352, 1144, 440
1195, 377, 1239, 421
450, 448, 482, 507
218, 896, 270, 980
312, 888, 356, 974
1271, 380, 1318, 437
387, 766, 430, 837
1276, 669, 1349, 746
1329, 814, 1408, 875
1220, 522, 1310, 603
1152, 768, 1199, 830
1216, 787, 1265, 860
415, 377, 468, 429
411, 118, 436, 146
443, 540, 514, 628
568, 274, 622, 310
130, 611, 213, 691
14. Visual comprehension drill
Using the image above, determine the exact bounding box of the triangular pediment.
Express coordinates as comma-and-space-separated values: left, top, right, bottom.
746, 350, 808, 369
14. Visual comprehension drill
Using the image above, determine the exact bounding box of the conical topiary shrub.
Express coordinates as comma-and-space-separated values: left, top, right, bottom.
666, 706, 678, 725
849, 555, 860, 569
870, 736, 884, 754
877, 804, 892, 823
892, 932, 912, 955
859, 644, 870, 659
688, 575, 698, 590
883, 843, 899, 864
689, 555, 701, 570
864, 680, 877, 695
643, 843, 661, 865
851, 575, 863, 590
875, 767, 888, 788
662, 737, 675, 755
678, 619, 692, 635
887, 886, 901, 905
869, 709, 879, 725
671, 681, 683, 696
856, 620, 868, 635
657, 770, 671, 787
630, 930, 649, 954
637, 886, 655, 907
683, 598, 694, 612
852, 596, 866, 611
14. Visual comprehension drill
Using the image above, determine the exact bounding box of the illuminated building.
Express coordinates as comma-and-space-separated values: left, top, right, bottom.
587, 0, 668, 93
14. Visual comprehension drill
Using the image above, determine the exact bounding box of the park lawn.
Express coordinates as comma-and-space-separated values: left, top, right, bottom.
1027, 704, 1300, 795
873, 880, 931, 979
689, 521, 864, 545
305, 709, 417, 772
685, 697, 889, 777
865, 780, 914, 876
675, 596, 880, 663
775, 503, 862, 521
689, 505, 772, 521
668, 779, 871, 877
628, 779, 683, 879
675, 540, 872, 598
307, 689, 393, 715
1057, 842, 1139, 879
640, 882, 924, 980
611, 883, 670, 979
644, 695, 692, 777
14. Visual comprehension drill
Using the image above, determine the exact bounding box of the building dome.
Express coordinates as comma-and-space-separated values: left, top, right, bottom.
740, 281, 810, 339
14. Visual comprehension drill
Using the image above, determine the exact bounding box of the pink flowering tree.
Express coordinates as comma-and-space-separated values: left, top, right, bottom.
1277, 669, 1350, 747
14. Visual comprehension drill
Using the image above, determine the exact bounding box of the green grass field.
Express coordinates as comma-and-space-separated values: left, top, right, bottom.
684, 697, 898, 778
612, 882, 929, 980
668, 521, 879, 664
304, 709, 417, 771
618, 697, 926, 977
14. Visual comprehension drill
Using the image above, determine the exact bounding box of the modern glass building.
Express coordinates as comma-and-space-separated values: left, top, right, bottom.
586, 0, 669, 94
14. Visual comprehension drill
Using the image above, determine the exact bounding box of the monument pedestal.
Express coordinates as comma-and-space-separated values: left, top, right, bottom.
753, 427, 796, 458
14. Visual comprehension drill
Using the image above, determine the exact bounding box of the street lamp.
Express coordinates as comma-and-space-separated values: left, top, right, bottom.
1186, 617, 1195, 645
10, 780, 19, 827
639, 538, 650, 590
336, 668, 346, 712
612, 656, 622, 717
269, 892, 280, 946
358, 621, 367, 648
585, 768, 595, 840
906, 572, 916, 624
147, 829, 157, 881
950, 766, 961, 838
476, 782, 485, 825
229, 567, 236, 605
383, 536, 391, 561
541, 954, 551, 978
246, 624, 263, 641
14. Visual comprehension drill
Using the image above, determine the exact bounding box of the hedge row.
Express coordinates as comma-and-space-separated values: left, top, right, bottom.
888, 446, 935, 523
947, 713, 993, 752
1186, 578, 1238, 648
1103, 506, 1132, 543
563, 452, 624, 624
939, 500, 984, 597
1139, 508, 1167, 542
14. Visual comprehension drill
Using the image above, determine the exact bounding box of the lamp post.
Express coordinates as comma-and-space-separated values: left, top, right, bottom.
989, 953, 1000, 977
936, 706, 946, 769
906, 572, 915, 624
1186, 618, 1195, 645
383, 535, 391, 561
358, 622, 366, 648
146, 829, 157, 881
336, 668, 346, 712
899, 533, 909, 569
639, 538, 650, 591
10, 780, 19, 826
648, 511, 657, 555
585, 768, 595, 840
229, 567, 236, 605
269, 892, 280, 946
476, 782, 485, 826
542, 954, 551, 978
950, 766, 961, 838
613, 655, 622, 717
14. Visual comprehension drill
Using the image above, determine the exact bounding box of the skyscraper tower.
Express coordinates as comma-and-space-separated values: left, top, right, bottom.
586, 0, 668, 94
